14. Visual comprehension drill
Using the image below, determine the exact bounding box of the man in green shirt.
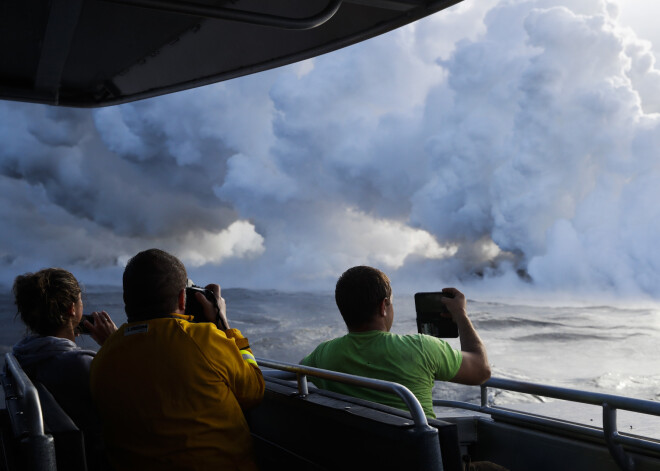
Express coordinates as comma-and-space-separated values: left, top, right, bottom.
301, 266, 491, 418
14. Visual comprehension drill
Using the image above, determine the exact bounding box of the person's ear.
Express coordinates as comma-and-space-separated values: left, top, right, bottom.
178, 288, 186, 312
68, 303, 76, 317
379, 298, 388, 317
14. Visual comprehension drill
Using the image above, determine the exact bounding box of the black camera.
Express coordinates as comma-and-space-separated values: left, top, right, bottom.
415, 292, 458, 338
76, 314, 94, 335
185, 284, 226, 328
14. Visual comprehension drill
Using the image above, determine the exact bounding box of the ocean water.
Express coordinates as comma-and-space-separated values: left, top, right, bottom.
2, 287, 660, 408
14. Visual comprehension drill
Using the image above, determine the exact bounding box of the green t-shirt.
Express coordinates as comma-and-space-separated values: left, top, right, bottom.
300, 331, 462, 418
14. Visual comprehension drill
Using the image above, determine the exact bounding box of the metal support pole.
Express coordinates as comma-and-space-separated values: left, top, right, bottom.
603, 403, 635, 471
297, 373, 309, 397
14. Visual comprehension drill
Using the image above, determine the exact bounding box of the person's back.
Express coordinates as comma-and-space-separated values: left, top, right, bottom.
91, 315, 262, 470
302, 330, 461, 417
13, 335, 98, 432
90, 249, 264, 471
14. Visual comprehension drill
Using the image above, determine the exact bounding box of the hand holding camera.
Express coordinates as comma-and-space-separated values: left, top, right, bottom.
439, 287, 467, 320
185, 282, 229, 330
77, 311, 118, 345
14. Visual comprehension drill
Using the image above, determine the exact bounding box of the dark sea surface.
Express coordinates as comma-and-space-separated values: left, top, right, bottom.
2, 287, 660, 409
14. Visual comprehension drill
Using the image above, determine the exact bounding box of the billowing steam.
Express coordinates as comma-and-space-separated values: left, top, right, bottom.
1, 0, 659, 300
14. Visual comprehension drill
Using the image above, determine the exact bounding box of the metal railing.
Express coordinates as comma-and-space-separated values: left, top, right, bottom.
433, 376, 660, 471
256, 357, 431, 432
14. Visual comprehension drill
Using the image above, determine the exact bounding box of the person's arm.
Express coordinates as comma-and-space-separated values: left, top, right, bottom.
197, 283, 264, 408
196, 283, 230, 330
222, 328, 265, 409
441, 288, 491, 385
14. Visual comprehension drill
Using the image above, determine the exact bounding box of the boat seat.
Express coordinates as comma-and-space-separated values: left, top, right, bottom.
2, 354, 111, 471
0, 404, 20, 471
34, 383, 88, 471
247, 376, 462, 471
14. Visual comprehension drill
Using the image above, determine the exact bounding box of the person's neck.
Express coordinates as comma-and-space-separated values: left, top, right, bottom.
348, 320, 388, 333
52, 325, 76, 342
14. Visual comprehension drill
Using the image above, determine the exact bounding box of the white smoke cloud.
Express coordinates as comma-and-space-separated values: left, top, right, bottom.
177, 221, 265, 267
1, 0, 659, 301
408, 0, 660, 297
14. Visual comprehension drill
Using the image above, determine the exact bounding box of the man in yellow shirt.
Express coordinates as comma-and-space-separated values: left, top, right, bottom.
90, 249, 264, 471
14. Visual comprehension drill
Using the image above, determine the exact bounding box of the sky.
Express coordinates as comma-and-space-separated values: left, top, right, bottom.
1, 0, 659, 302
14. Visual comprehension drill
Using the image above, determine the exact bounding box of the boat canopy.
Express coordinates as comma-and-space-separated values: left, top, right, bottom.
1, 0, 462, 107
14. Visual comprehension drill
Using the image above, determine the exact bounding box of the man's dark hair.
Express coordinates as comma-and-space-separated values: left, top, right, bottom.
123, 248, 187, 321
335, 266, 392, 329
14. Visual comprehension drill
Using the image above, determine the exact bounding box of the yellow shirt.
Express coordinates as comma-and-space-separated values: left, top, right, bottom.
90, 314, 264, 471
